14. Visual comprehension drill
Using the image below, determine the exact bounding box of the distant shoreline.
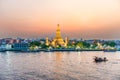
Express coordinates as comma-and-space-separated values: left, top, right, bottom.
0, 49, 118, 52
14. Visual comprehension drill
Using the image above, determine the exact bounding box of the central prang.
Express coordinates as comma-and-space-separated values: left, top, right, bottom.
46, 24, 68, 48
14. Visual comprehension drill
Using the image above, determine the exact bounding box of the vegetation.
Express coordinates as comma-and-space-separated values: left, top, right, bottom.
76, 41, 90, 48
29, 40, 117, 50
41, 44, 49, 49
30, 41, 41, 47
91, 43, 98, 49
104, 41, 116, 47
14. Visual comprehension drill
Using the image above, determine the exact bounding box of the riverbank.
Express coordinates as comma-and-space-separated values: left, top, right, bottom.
0, 49, 117, 52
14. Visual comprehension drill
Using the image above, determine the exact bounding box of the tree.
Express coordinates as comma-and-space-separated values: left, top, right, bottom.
76, 42, 84, 48
104, 41, 116, 47
83, 42, 90, 48
76, 41, 90, 48
41, 44, 49, 49
30, 41, 41, 47
91, 43, 97, 49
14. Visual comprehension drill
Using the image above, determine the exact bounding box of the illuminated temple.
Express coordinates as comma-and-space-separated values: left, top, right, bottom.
46, 24, 68, 48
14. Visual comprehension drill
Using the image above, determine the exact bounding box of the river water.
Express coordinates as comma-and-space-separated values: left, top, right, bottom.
0, 51, 120, 80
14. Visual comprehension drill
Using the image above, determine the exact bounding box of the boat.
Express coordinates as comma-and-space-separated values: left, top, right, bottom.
94, 56, 108, 62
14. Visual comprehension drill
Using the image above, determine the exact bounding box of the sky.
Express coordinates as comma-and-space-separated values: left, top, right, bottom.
0, 0, 120, 39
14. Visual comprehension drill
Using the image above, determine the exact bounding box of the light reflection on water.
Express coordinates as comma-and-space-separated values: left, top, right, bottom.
0, 51, 120, 80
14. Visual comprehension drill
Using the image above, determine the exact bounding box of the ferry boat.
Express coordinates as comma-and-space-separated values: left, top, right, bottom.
94, 56, 108, 62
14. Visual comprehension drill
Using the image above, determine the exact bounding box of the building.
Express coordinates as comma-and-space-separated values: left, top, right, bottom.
46, 24, 68, 48
0, 44, 12, 50
13, 43, 29, 51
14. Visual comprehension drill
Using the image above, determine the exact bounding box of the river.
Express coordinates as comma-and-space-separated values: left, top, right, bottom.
0, 51, 120, 80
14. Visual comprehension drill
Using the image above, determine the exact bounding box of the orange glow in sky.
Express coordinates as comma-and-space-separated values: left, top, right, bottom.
0, 0, 120, 39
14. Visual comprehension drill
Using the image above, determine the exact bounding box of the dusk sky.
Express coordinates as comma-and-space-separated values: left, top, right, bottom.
0, 0, 120, 39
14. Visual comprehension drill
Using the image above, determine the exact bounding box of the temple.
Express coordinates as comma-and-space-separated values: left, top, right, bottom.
46, 24, 68, 48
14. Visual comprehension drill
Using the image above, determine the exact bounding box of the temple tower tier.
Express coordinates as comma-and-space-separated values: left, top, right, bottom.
46, 24, 68, 48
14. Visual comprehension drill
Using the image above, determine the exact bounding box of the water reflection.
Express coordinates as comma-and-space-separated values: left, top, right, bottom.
0, 51, 120, 80
54, 52, 63, 79
6, 51, 11, 67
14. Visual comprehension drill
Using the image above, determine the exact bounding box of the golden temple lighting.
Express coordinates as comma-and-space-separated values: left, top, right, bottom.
46, 24, 68, 48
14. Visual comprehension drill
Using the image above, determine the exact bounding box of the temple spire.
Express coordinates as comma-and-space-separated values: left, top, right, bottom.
55, 24, 62, 39
48, 24, 68, 47
57, 24, 59, 27
57, 24, 60, 31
